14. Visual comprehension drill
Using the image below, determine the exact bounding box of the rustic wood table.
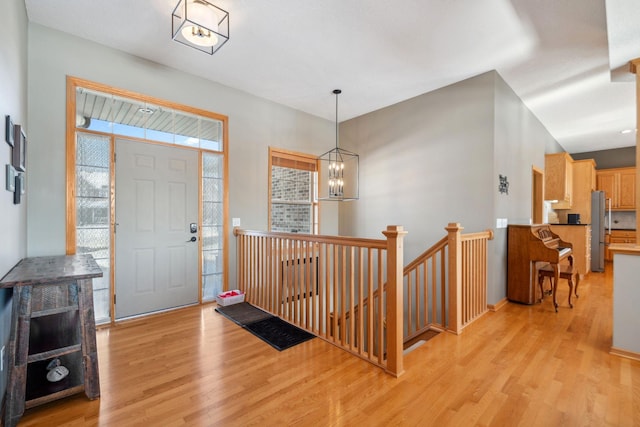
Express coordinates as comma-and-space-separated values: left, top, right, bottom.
0, 254, 102, 427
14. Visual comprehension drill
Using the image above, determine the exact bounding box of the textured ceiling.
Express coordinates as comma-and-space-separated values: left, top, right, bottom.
24, 0, 640, 154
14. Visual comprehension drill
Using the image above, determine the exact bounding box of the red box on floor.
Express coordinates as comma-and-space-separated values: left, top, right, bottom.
216, 290, 245, 306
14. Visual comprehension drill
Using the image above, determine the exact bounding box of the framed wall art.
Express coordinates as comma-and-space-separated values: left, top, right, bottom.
6, 164, 16, 192
12, 124, 26, 172
5, 115, 14, 147
14, 172, 24, 205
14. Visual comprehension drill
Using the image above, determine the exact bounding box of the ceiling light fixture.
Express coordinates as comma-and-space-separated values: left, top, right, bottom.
172, 0, 229, 55
317, 89, 359, 201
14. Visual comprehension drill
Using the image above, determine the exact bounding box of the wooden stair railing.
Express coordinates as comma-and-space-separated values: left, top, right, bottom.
234, 225, 406, 377
332, 223, 493, 345
404, 224, 494, 340
233, 223, 493, 376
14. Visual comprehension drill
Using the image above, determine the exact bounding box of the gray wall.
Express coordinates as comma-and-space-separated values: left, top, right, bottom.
492, 73, 552, 304
26, 24, 338, 290
339, 71, 551, 305
572, 146, 636, 169
0, 0, 28, 408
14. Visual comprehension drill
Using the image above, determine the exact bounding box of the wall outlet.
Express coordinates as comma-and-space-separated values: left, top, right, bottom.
232, 218, 241, 227
496, 218, 508, 229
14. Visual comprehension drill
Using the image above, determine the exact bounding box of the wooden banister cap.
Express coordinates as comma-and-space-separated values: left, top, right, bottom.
382, 225, 408, 237
445, 222, 464, 232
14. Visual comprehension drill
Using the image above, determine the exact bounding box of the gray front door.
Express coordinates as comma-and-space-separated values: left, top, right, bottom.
115, 138, 199, 319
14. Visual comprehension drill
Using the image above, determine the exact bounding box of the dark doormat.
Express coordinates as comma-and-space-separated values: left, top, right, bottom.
215, 302, 315, 351
215, 302, 272, 326
244, 316, 315, 351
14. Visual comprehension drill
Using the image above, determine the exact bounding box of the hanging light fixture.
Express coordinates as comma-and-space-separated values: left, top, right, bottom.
317, 89, 359, 201
172, 0, 230, 55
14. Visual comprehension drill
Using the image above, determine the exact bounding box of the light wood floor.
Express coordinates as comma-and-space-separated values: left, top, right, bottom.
18, 266, 640, 426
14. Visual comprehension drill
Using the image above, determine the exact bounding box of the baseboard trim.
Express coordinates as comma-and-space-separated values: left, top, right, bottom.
488, 297, 508, 312
610, 346, 640, 362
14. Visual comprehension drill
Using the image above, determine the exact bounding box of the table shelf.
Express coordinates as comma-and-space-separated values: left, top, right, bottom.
0, 254, 102, 427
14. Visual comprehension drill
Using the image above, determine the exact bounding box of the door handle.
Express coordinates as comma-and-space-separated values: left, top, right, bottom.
187, 236, 197, 242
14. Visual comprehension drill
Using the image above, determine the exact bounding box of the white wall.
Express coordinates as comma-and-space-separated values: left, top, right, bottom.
339, 71, 554, 305
339, 72, 495, 250
26, 23, 338, 289
0, 0, 29, 407
491, 72, 551, 304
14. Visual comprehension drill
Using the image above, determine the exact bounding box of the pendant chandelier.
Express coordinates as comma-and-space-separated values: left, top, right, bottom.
317, 90, 359, 201
172, 0, 230, 55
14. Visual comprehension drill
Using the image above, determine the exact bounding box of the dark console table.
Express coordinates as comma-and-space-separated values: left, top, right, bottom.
0, 254, 102, 427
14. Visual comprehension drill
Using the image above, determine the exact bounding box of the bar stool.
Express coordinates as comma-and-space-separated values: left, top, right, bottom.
537, 260, 579, 312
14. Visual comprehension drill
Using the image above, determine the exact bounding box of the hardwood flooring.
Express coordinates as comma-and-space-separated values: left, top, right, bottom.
17, 266, 640, 426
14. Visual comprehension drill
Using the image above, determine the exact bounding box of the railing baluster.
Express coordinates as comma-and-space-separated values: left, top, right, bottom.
358, 247, 364, 355
377, 249, 384, 365
367, 249, 374, 359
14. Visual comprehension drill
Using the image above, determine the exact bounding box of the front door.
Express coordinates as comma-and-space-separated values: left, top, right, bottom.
115, 139, 199, 319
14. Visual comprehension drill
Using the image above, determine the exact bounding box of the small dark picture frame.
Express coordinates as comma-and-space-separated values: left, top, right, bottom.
12, 124, 26, 172
5, 115, 14, 147
13, 173, 23, 205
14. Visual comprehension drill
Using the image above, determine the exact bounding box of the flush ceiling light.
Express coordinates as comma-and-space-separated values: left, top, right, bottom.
317, 89, 359, 201
172, 0, 229, 55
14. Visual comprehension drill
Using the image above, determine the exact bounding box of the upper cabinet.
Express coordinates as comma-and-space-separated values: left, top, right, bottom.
596, 167, 636, 210
545, 153, 573, 209
570, 159, 596, 224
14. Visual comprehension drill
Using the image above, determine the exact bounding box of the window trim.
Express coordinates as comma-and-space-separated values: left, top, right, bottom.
66, 76, 229, 323
268, 147, 319, 234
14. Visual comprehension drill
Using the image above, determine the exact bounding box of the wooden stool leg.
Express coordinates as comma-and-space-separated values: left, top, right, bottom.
552, 265, 559, 312
538, 273, 544, 302
567, 277, 574, 308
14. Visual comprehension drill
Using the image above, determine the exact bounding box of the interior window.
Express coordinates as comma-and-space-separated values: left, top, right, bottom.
269, 148, 318, 234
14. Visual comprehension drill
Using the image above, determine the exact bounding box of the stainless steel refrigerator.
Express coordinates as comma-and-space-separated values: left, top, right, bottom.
590, 191, 608, 272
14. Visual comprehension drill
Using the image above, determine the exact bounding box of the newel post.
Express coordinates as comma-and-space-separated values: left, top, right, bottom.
446, 222, 463, 334
382, 225, 407, 377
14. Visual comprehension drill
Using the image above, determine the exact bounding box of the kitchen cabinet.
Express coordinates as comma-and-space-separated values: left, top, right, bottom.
0, 255, 102, 427
545, 153, 574, 209
618, 169, 636, 209
607, 230, 637, 261
560, 159, 596, 224
596, 167, 636, 210
549, 225, 591, 278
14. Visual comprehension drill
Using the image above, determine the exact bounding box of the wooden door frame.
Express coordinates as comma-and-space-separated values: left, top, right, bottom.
532, 166, 544, 224
66, 76, 229, 324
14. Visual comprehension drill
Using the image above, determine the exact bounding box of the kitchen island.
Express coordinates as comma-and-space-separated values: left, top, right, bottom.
608, 243, 640, 361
